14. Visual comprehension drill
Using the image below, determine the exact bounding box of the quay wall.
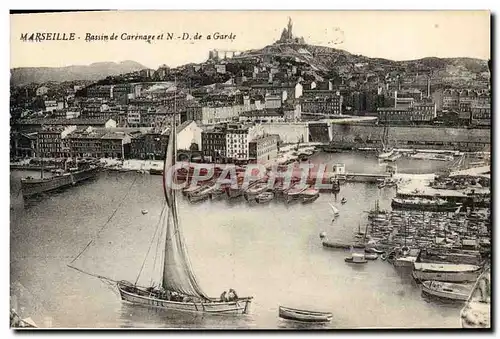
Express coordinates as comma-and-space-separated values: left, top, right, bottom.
330, 125, 491, 152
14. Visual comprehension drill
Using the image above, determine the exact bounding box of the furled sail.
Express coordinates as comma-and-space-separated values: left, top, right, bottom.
161, 115, 209, 299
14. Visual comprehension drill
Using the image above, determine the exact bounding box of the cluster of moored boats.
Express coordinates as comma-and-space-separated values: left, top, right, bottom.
181, 179, 322, 205
321, 197, 490, 304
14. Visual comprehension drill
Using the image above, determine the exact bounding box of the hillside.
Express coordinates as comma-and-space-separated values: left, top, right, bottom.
237, 43, 489, 87
10, 60, 147, 86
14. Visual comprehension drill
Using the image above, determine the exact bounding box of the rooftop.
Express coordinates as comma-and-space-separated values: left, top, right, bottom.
240, 110, 284, 117
16, 118, 113, 125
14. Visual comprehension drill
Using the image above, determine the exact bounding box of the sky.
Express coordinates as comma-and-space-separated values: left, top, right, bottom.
10, 10, 491, 69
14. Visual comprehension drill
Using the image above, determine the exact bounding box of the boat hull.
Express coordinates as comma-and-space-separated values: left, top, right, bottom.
149, 169, 163, 175
391, 200, 461, 212
412, 270, 480, 283
21, 167, 99, 198
118, 284, 252, 315
421, 281, 470, 301
279, 306, 332, 323
345, 258, 368, 264
301, 194, 319, 204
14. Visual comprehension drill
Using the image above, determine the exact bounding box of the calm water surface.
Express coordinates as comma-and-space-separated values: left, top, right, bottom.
10, 153, 463, 329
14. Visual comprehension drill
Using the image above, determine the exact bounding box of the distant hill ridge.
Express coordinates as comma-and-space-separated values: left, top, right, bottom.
10, 43, 489, 87
10, 60, 147, 86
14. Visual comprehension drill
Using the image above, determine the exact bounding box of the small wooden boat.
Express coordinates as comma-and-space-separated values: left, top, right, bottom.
345, 253, 368, 264
149, 167, 163, 175
245, 182, 269, 196
365, 253, 378, 260
255, 192, 274, 204
422, 281, 474, 301
188, 192, 210, 203
209, 188, 226, 200
279, 306, 332, 323
301, 188, 320, 204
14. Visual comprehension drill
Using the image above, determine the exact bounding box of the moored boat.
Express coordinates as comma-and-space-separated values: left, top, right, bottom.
412, 262, 482, 283
345, 252, 368, 264
391, 197, 462, 212
421, 280, 474, 301
300, 188, 320, 204
392, 256, 418, 267
278, 306, 332, 323
365, 253, 378, 260
149, 167, 163, 175
245, 181, 270, 196
285, 184, 309, 203
182, 184, 204, 197
255, 192, 274, 204
21, 165, 99, 198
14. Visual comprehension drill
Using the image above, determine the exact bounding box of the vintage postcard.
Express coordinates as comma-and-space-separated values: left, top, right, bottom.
9, 10, 491, 329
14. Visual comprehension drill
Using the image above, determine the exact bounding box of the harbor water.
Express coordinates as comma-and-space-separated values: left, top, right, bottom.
10, 152, 463, 329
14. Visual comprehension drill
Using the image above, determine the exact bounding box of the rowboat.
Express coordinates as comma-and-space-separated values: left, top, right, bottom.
278, 306, 332, 323
422, 280, 474, 301
345, 252, 368, 264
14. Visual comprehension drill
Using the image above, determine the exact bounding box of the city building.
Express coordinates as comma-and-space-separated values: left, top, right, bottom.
201, 127, 227, 161
13, 118, 117, 133
377, 106, 435, 124
87, 85, 113, 100
68, 127, 142, 159
258, 122, 310, 144
226, 124, 250, 161
413, 102, 437, 120
471, 104, 491, 126
301, 95, 342, 116
264, 93, 282, 109
239, 109, 285, 123
130, 133, 169, 160
443, 89, 491, 112
187, 104, 253, 125
11, 132, 37, 158
249, 134, 279, 163
37, 125, 77, 158
66, 110, 81, 119
111, 84, 133, 104
100, 132, 132, 159
44, 100, 64, 112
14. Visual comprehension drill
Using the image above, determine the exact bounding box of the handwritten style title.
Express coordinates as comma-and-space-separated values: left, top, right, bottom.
19, 32, 237, 43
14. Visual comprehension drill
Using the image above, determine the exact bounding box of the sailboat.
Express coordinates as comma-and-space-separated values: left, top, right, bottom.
329, 203, 340, 217
69, 90, 253, 315
115, 115, 253, 315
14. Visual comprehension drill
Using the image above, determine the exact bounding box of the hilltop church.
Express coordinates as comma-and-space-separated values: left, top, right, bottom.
277, 17, 306, 44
